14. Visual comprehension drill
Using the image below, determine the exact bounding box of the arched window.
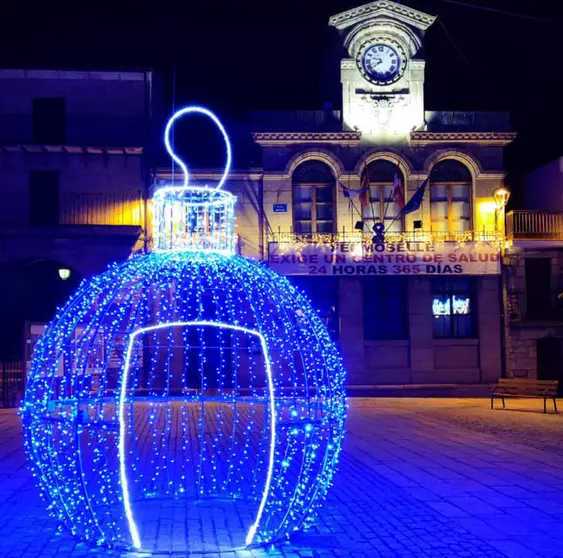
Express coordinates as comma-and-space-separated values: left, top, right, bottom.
430, 160, 472, 233
362, 160, 403, 233
292, 160, 335, 234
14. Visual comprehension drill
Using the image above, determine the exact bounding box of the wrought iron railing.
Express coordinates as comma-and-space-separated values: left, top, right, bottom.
269, 230, 501, 245
0, 361, 24, 408
59, 192, 145, 226
507, 289, 563, 322
506, 211, 563, 241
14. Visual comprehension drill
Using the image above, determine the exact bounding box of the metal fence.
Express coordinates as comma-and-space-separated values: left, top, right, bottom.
0, 361, 25, 409
59, 191, 146, 226
507, 289, 563, 322
269, 230, 500, 245
506, 211, 563, 241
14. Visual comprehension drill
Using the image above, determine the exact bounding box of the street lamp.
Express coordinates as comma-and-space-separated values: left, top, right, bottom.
492, 186, 511, 254
58, 268, 71, 280
493, 186, 511, 210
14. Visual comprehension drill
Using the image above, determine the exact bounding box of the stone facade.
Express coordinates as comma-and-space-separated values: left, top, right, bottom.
0, 69, 152, 277
0, 70, 152, 363
505, 249, 563, 380
224, 1, 512, 386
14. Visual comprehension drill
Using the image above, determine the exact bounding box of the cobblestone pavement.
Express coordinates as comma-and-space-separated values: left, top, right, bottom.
1, 398, 563, 558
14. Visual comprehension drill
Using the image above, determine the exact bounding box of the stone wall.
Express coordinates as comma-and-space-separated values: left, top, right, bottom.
0, 69, 150, 147
339, 275, 501, 385
505, 248, 563, 379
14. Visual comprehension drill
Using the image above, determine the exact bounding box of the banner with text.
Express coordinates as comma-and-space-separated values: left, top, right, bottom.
268, 241, 500, 276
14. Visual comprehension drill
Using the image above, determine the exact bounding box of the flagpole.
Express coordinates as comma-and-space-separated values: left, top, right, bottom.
383, 211, 402, 235
368, 178, 377, 227
384, 176, 429, 235
340, 181, 365, 222
382, 153, 404, 230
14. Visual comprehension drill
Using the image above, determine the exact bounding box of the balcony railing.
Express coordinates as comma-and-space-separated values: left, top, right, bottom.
0, 361, 24, 408
0, 192, 146, 228
269, 230, 501, 245
507, 289, 563, 322
506, 210, 563, 241
60, 192, 145, 226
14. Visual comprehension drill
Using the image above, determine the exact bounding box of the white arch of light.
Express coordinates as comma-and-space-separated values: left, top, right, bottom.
118, 321, 276, 550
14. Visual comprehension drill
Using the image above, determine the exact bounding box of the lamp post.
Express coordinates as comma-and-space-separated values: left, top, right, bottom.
492, 186, 511, 382
493, 186, 511, 239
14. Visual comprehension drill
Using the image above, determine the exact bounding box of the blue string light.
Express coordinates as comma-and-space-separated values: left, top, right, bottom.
21, 106, 347, 552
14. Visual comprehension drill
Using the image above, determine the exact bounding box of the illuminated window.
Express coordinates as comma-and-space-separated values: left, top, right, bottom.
363, 277, 408, 340
432, 278, 476, 338
430, 160, 472, 234
362, 160, 404, 233
292, 161, 335, 234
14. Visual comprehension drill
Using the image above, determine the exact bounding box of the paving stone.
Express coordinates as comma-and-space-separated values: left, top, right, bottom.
2, 398, 563, 557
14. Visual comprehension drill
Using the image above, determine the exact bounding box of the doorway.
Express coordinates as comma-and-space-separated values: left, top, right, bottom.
525, 258, 552, 320
537, 336, 563, 395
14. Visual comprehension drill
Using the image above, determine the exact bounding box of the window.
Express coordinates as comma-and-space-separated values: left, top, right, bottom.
292, 161, 335, 234
29, 171, 60, 225
32, 98, 66, 144
430, 160, 472, 234
289, 276, 339, 339
362, 160, 403, 233
525, 258, 552, 320
363, 277, 408, 340
432, 278, 476, 338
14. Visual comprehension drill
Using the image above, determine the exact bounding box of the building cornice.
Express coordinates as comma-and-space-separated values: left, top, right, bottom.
252, 132, 362, 147
329, 0, 436, 32
0, 144, 143, 155
0, 69, 149, 81
410, 131, 517, 146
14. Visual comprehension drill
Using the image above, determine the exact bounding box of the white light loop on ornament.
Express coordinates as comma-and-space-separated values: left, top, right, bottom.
118, 320, 276, 551
163, 106, 232, 191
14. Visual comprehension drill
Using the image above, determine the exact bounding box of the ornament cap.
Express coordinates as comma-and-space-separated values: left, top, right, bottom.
152, 106, 236, 254
152, 185, 236, 254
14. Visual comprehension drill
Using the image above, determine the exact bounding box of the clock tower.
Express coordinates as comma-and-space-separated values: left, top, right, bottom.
329, 1, 436, 140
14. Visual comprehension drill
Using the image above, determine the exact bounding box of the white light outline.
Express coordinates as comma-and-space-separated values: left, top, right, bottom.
118, 320, 276, 551
163, 106, 232, 191
152, 185, 236, 204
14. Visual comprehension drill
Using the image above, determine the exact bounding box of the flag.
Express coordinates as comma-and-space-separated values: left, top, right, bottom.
358, 168, 370, 208
402, 177, 429, 215
339, 173, 370, 204
392, 172, 405, 210
339, 181, 359, 199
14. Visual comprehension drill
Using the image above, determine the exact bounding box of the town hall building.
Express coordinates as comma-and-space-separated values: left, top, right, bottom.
170, 0, 515, 387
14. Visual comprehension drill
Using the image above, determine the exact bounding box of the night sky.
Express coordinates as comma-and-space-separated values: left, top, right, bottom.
1, 0, 562, 175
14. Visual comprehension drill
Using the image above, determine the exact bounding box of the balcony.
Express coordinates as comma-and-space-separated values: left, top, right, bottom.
506, 210, 563, 244
0, 192, 145, 264
507, 289, 563, 323
59, 192, 145, 226
269, 230, 501, 245
0, 192, 146, 228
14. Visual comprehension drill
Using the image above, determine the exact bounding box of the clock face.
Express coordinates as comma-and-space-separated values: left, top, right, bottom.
361, 43, 403, 85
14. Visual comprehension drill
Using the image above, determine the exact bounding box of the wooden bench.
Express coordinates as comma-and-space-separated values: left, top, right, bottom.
491, 378, 558, 413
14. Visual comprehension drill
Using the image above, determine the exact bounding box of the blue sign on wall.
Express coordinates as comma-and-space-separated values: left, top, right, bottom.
273, 204, 288, 213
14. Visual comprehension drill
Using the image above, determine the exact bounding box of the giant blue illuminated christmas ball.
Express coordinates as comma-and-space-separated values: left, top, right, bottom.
21, 107, 347, 553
